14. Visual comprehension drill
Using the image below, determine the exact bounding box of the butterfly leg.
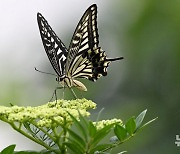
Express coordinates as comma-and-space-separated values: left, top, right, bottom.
69, 87, 78, 99
50, 87, 57, 102
50, 86, 64, 102
62, 86, 65, 99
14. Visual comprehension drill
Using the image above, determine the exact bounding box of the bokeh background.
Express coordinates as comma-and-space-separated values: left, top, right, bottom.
0, 0, 179, 153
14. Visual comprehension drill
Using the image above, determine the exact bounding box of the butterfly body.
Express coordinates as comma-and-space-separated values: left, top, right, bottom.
57, 76, 87, 91
37, 4, 123, 93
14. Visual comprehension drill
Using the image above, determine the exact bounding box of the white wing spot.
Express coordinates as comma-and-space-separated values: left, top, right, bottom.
93, 31, 96, 36
83, 27, 88, 33
51, 37, 54, 42
54, 43, 58, 48
85, 15, 89, 21
81, 38, 88, 45
41, 21, 44, 26
76, 33, 82, 37
61, 54, 66, 61
57, 49, 61, 55
73, 39, 80, 44
92, 15, 95, 20
83, 32, 88, 38
91, 7, 95, 11
79, 43, 89, 52
92, 20, 95, 25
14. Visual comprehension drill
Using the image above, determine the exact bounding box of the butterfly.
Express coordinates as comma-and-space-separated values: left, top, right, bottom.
37, 4, 123, 96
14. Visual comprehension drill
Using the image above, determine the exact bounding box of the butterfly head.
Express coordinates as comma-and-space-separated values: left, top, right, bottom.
56, 76, 65, 82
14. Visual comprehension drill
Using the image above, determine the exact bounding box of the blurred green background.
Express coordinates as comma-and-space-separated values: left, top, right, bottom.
0, 0, 180, 153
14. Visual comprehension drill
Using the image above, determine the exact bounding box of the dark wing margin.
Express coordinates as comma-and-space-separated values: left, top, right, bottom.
37, 13, 68, 77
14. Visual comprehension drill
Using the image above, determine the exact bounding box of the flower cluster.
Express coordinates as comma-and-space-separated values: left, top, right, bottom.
0, 98, 96, 128
0, 99, 123, 131
93, 118, 123, 130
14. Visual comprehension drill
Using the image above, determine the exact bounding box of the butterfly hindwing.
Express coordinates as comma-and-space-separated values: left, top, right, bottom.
37, 13, 68, 77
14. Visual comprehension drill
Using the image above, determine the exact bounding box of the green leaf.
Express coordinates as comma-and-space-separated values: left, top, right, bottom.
15, 151, 40, 154
68, 112, 87, 141
135, 109, 147, 130
125, 117, 136, 136
89, 143, 112, 154
23, 122, 33, 134
90, 124, 114, 148
23, 122, 38, 139
114, 125, 127, 141
67, 128, 86, 148
64, 142, 84, 154
78, 111, 89, 140
1, 144, 16, 154
88, 121, 97, 137
65, 138, 85, 153
79, 111, 89, 130
136, 117, 158, 133
15, 150, 57, 154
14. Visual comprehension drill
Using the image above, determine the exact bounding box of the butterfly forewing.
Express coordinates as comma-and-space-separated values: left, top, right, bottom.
37, 13, 68, 77
66, 4, 100, 80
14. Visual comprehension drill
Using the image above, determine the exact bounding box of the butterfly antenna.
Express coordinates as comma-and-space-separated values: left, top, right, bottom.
34, 67, 58, 77
107, 56, 124, 61
62, 86, 65, 99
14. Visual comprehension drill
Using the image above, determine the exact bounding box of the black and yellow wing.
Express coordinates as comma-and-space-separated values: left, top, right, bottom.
37, 13, 68, 78
66, 4, 123, 81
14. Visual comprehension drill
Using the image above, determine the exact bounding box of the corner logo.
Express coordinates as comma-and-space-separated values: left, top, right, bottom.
175, 135, 180, 146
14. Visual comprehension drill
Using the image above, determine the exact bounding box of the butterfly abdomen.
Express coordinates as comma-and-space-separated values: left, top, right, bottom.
59, 76, 87, 91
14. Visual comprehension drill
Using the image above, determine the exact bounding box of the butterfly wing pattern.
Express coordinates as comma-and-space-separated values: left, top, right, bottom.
37, 13, 68, 78
37, 4, 123, 92
66, 4, 100, 81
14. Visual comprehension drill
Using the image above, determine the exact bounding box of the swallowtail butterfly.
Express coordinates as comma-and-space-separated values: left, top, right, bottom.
37, 4, 123, 92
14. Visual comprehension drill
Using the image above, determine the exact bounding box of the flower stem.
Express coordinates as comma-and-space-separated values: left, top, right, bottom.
102, 135, 134, 152
10, 122, 54, 151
